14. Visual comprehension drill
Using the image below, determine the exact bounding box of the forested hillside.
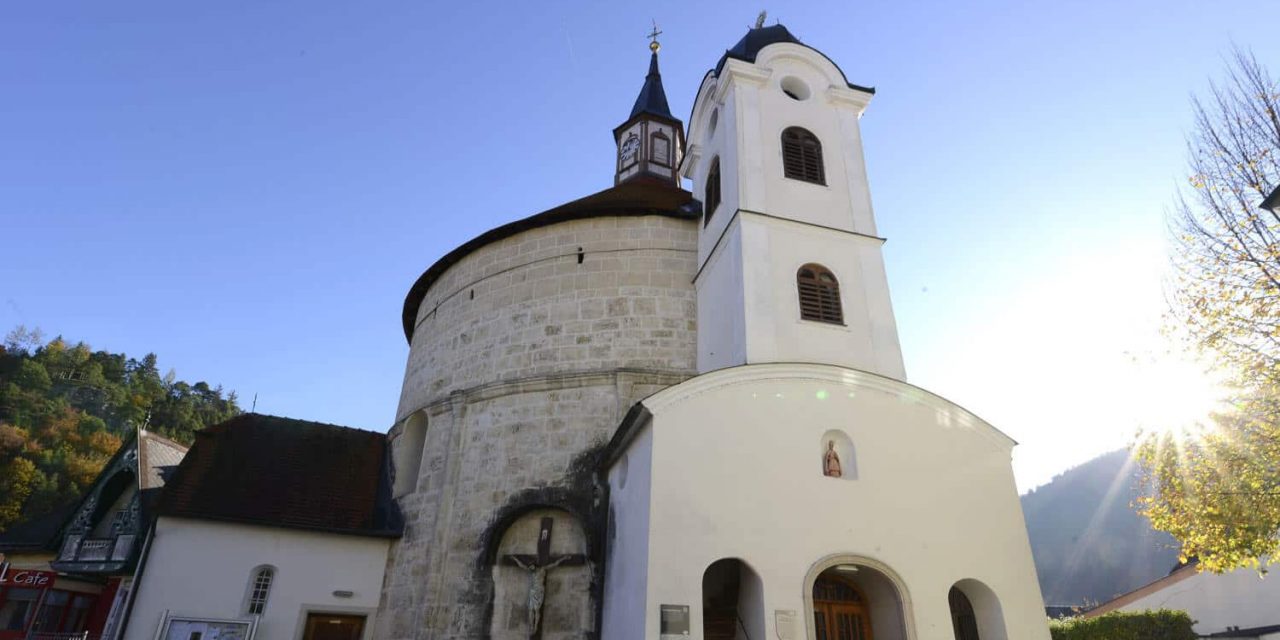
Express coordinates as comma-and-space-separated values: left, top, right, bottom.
1022, 449, 1181, 606
0, 326, 240, 532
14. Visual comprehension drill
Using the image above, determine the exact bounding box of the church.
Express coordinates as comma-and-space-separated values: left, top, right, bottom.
377, 18, 1051, 640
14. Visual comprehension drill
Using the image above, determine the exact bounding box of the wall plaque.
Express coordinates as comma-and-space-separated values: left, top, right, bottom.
775, 610, 798, 639
659, 604, 690, 638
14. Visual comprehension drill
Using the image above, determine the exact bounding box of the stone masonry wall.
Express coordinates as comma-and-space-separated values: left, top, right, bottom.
378, 215, 698, 640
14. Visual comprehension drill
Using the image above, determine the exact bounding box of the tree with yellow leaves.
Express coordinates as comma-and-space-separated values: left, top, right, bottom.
1138, 47, 1280, 573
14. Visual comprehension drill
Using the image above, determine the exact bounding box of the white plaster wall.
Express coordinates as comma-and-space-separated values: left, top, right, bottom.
1116, 566, 1280, 635
125, 517, 391, 640
739, 213, 904, 379
695, 211, 905, 379
695, 218, 747, 373
684, 42, 903, 380
685, 44, 877, 269
602, 364, 1049, 640
601, 426, 654, 640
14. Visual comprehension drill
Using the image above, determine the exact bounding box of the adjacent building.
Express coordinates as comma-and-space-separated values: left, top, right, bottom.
1085, 561, 1280, 639
123, 415, 402, 640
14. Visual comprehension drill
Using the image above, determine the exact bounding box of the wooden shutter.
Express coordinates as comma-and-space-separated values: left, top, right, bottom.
782, 127, 825, 184
797, 265, 843, 324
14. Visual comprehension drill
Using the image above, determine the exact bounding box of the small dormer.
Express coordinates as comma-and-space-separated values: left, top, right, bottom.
52, 431, 187, 574
614, 39, 685, 187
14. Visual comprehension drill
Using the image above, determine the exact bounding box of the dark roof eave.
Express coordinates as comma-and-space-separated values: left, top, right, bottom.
401, 183, 696, 343
159, 513, 403, 539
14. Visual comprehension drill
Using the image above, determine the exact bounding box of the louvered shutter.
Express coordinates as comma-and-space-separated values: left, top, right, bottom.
782, 128, 825, 184
797, 265, 843, 324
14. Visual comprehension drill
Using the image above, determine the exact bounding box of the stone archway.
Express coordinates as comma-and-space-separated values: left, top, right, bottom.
488, 508, 592, 640
803, 555, 915, 640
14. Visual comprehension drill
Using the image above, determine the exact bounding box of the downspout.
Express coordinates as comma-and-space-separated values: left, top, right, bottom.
112, 518, 157, 640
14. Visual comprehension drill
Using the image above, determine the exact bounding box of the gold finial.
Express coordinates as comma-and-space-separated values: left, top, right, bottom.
755, 10, 767, 29
648, 20, 662, 53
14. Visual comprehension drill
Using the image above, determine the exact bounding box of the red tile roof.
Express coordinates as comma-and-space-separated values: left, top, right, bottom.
157, 414, 402, 538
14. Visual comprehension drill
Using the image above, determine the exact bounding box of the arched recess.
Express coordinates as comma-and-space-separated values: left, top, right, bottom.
803, 554, 915, 640
90, 470, 137, 537
488, 508, 593, 640
701, 558, 765, 640
819, 430, 856, 480
392, 411, 428, 498
949, 579, 1007, 640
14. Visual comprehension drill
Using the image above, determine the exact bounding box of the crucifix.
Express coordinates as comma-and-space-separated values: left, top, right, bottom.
647, 20, 662, 53
500, 517, 587, 639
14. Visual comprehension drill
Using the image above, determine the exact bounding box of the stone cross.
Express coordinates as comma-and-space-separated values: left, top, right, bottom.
501, 517, 586, 639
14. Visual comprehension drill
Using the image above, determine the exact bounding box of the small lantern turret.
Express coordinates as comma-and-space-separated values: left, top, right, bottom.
613, 24, 684, 186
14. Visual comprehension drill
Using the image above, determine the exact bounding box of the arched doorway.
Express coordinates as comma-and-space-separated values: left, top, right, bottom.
813, 575, 872, 640
701, 558, 765, 640
948, 587, 979, 640
804, 559, 909, 640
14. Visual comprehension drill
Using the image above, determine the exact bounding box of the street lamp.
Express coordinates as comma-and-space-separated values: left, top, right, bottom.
1263, 184, 1280, 217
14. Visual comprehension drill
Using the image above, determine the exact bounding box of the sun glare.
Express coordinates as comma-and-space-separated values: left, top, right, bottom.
1124, 349, 1227, 439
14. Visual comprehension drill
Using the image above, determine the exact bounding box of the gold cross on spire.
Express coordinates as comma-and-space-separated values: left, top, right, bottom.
648, 20, 662, 53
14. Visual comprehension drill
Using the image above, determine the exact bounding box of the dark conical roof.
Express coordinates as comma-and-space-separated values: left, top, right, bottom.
630, 52, 675, 120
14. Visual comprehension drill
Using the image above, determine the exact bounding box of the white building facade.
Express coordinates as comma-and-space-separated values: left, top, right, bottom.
380, 21, 1050, 640
125, 518, 392, 640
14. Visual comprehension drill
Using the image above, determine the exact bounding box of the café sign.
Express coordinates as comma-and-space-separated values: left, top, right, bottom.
0, 557, 56, 588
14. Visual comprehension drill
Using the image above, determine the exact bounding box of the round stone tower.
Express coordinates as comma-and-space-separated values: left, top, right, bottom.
377, 48, 698, 640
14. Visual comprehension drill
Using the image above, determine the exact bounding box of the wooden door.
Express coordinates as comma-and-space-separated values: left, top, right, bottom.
813, 578, 872, 640
302, 614, 365, 640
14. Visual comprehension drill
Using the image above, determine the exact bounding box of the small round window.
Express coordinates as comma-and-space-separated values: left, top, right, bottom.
781, 76, 811, 101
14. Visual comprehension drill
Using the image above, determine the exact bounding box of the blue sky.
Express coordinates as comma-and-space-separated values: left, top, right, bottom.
3, 1, 1277, 491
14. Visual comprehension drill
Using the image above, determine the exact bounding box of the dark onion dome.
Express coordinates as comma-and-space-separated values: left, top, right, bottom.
630, 52, 675, 121
401, 181, 697, 343
714, 23, 875, 94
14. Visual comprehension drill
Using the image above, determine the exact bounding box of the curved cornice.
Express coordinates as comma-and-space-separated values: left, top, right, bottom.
640, 363, 1017, 450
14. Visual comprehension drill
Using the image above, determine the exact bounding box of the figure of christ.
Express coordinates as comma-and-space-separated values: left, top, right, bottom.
510, 554, 570, 635
823, 440, 843, 477
499, 516, 587, 640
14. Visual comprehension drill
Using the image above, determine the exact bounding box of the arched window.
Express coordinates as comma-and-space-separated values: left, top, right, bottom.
797, 264, 843, 324
650, 131, 671, 166
781, 127, 824, 184
704, 157, 722, 227
244, 566, 275, 616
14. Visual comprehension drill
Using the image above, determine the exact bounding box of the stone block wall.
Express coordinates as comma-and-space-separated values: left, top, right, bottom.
378, 215, 699, 640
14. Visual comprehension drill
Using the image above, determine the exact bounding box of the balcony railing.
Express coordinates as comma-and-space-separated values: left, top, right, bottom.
29, 632, 96, 640
76, 540, 113, 561
57, 535, 135, 564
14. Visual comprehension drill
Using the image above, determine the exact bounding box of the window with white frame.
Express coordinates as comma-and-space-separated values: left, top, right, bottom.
244, 566, 274, 616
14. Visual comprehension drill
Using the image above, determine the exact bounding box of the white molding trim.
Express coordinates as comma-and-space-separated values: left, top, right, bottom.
825, 85, 872, 115
754, 43, 849, 89
639, 363, 1018, 451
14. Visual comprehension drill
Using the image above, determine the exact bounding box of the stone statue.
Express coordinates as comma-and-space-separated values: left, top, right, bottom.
823, 440, 843, 478
510, 554, 570, 637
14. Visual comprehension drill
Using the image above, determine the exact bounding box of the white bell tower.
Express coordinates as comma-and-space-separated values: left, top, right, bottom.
679, 24, 906, 380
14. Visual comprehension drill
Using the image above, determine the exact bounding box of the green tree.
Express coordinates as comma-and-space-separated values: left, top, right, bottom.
0, 326, 240, 531
1139, 47, 1280, 573
0, 457, 37, 530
